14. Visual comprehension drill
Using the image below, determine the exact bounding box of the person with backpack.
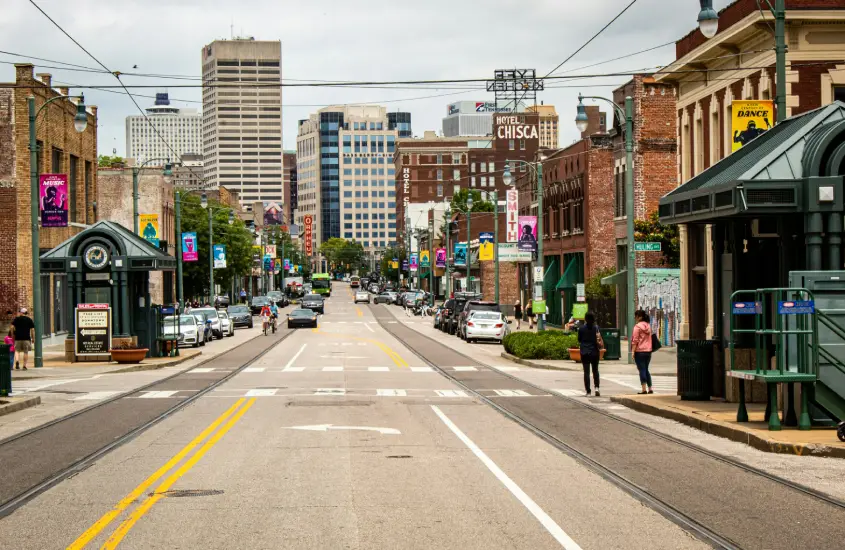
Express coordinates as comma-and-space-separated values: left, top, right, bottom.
632, 309, 658, 394
577, 312, 603, 396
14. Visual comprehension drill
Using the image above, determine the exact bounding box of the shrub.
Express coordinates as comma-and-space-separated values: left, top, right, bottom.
504, 331, 578, 360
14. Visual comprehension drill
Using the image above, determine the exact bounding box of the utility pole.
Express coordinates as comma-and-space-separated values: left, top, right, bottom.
493, 190, 499, 304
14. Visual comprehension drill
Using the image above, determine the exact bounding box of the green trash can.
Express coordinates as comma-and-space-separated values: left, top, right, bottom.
0, 343, 12, 397
600, 328, 621, 360
676, 340, 715, 400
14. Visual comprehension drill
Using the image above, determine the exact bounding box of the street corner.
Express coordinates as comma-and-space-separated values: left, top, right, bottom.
0, 395, 41, 417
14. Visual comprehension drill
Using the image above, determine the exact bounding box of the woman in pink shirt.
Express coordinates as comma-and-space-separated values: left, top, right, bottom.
631, 310, 653, 394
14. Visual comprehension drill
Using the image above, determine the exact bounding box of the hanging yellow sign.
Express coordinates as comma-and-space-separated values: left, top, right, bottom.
731, 100, 773, 152
139, 214, 160, 246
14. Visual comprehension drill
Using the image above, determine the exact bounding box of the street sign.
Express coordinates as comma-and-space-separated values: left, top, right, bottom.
533, 266, 543, 282
75, 304, 111, 356
634, 242, 661, 252
732, 302, 762, 315
778, 300, 815, 315
576, 283, 586, 302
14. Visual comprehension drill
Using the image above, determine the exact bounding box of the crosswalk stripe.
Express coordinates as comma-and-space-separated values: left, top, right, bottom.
377, 389, 407, 396
410, 366, 434, 372
493, 390, 531, 397
243, 367, 265, 373
552, 389, 582, 397
282, 367, 305, 372
73, 391, 120, 401
368, 367, 390, 372
190, 368, 215, 373
138, 390, 179, 399
435, 390, 469, 398
246, 389, 277, 397
492, 366, 520, 372
314, 388, 346, 395
453, 366, 478, 372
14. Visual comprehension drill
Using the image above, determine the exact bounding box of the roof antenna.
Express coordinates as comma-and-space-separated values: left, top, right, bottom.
230, 19, 234, 39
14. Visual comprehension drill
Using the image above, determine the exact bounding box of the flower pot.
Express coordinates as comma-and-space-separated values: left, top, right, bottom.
568, 348, 607, 362
110, 348, 149, 364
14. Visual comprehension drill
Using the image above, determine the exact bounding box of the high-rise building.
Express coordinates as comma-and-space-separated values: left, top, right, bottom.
126, 93, 201, 162
296, 105, 409, 253
526, 104, 559, 149
171, 153, 204, 191
201, 38, 283, 210
283, 150, 297, 225
441, 100, 524, 138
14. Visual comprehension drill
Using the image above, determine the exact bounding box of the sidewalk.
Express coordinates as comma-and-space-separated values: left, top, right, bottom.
502, 340, 677, 376
612, 393, 845, 458
12, 350, 201, 380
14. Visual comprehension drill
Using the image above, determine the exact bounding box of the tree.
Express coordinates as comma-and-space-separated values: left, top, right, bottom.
585, 267, 616, 299
634, 211, 680, 268
379, 246, 407, 281
98, 154, 124, 167
450, 189, 494, 213
319, 238, 366, 272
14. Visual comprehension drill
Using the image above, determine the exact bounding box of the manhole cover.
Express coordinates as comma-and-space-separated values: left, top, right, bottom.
153, 489, 224, 498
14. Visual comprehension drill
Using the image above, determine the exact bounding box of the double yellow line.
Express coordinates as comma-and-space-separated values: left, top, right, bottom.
68, 398, 255, 549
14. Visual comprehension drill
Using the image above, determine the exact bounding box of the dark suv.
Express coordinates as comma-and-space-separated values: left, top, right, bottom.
442, 293, 481, 335
458, 300, 501, 340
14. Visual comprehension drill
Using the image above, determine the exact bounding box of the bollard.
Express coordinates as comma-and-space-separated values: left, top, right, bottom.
0, 343, 12, 397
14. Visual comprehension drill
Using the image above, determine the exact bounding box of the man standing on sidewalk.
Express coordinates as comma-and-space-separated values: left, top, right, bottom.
11, 308, 35, 370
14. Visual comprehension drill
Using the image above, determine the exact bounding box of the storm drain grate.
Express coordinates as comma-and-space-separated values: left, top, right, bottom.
153, 489, 224, 498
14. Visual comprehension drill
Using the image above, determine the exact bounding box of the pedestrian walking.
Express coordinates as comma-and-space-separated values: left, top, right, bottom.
4, 330, 15, 371
526, 299, 536, 329
632, 309, 654, 394
513, 300, 522, 329
578, 312, 603, 396
11, 308, 35, 370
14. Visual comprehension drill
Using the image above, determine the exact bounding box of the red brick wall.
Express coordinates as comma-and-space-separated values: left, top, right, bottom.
585, 147, 615, 277
793, 61, 841, 115
479, 259, 519, 308
0, 88, 18, 325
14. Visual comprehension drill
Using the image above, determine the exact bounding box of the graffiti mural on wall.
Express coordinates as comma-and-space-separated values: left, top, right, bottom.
637, 268, 681, 347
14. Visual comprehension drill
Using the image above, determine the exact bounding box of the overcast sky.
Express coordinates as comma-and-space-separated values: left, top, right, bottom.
1, 0, 734, 156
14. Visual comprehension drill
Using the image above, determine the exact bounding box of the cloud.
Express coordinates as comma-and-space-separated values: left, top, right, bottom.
0, 0, 734, 155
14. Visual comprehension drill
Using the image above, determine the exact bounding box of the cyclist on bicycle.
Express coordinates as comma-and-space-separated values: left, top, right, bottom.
259, 304, 272, 335
269, 303, 279, 332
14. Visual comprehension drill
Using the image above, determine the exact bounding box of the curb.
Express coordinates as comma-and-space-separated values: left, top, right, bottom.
0, 396, 41, 417
107, 351, 201, 375
611, 395, 845, 459
500, 353, 579, 371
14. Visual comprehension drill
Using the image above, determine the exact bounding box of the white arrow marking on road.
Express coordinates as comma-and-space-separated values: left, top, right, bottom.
286, 424, 401, 435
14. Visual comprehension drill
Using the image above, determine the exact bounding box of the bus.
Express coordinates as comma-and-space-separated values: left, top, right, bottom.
311, 273, 332, 297
350, 276, 360, 289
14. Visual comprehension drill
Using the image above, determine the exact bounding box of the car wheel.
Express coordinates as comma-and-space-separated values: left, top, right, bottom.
200, 337, 206, 347
192, 341, 199, 348
288, 323, 293, 329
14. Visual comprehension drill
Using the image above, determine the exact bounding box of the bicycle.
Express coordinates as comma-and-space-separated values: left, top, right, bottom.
271, 314, 277, 334
262, 316, 270, 336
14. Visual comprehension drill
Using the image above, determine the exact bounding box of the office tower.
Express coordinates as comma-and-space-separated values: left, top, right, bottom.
126, 92, 201, 162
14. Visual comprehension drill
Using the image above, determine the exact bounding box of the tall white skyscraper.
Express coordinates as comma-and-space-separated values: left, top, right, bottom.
201, 38, 283, 210
125, 93, 201, 162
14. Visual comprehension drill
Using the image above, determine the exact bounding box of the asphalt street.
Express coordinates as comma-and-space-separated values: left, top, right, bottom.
0, 283, 820, 549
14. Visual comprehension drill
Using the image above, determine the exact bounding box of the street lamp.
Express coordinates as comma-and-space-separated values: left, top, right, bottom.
466, 195, 473, 293
575, 102, 590, 134
576, 94, 635, 363
697, 0, 719, 39
29, 93, 87, 368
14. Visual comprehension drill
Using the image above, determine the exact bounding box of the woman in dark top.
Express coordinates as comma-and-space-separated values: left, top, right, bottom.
577, 312, 603, 396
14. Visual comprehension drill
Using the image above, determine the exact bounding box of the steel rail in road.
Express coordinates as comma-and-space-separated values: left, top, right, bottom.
370, 305, 845, 550
0, 329, 293, 518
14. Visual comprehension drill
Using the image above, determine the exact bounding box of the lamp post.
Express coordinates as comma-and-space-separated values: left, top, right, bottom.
174, 190, 184, 310
445, 207, 452, 299
697, 0, 785, 123
200, 192, 234, 305
29, 93, 88, 368
576, 94, 635, 363
133, 158, 171, 235
466, 195, 473, 293
503, 158, 546, 331
493, 190, 499, 304
429, 216, 435, 305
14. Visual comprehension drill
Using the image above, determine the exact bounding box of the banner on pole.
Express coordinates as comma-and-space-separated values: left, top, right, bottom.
517, 216, 537, 252
409, 253, 418, 272
454, 243, 467, 267
731, 100, 773, 152
284, 258, 291, 270
506, 189, 519, 242
435, 248, 447, 268
420, 250, 430, 268
479, 232, 494, 261
213, 244, 227, 268
39, 173, 68, 228
139, 214, 160, 247
265, 244, 277, 258
181, 232, 198, 262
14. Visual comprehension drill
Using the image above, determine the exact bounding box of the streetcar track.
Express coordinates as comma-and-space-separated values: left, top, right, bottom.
370, 306, 843, 549
0, 330, 292, 518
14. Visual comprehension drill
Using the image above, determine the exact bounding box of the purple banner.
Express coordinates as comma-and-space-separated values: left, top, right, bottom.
40, 173, 68, 227
435, 248, 447, 268
182, 232, 198, 262
517, 215, 538, 252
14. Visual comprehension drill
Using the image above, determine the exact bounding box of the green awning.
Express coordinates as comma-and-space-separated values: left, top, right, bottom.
601, 270, 627, 286
542, 260, 559, 292
555, 260, 579, 290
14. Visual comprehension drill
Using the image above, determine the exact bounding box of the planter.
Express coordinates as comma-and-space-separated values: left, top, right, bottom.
110, 348, 149, 364
568, 348, 607, 362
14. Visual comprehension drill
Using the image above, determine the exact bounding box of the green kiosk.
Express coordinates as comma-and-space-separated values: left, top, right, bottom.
40, 220, 176, 362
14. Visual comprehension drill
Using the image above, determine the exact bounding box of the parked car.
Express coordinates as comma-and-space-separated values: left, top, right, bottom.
227, 305, 253, 328
442, 293, 482, 335
287, 308, 318, 328
374, 292, 395, 305
368, 283, 380, 294
433, 306, 445, 329
250, 296, 271, 315
458, 300, 501, 340
464, 311, 510, 343
301, 293, 325, 314
192, 307, 224, 339
354, 290, 370, 304
217, 310, 235, 337
214, 295, 230, 309
188, 311, 214, 343
162, 315, 205, 348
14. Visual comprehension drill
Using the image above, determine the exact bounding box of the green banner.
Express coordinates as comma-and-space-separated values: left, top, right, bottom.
532, 300, 547, 314
571, 303, 588, 319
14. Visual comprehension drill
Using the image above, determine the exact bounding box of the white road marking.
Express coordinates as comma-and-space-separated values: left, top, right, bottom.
431, 406, 581, 549
286, 424, 401, 435
435, 390, 469, 397
410, 366, 434, 373
323, 366, 344, 372
377, 389, 407, 396
190, 368, 215, 373
492, 365, 520, 372
243, 367, 265, 373
453, 366, 478, 372
285, 344, 308, 370
387, 321, 398, 324
314, 388, 346, 395
342, 343, 353, 346
363, 323, 375, 333
282, 366, 305, 372
368, 367, 390, 372
73, 391, 120, 401
553, 389, 583, 397
246, 388, 278, 397
492, 390, 531, 397
603, 374, 676, 392
138, 391, 179, 399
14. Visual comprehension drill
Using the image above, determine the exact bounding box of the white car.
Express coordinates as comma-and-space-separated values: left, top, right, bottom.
217, 310, 235, 337
464, 311, 510, 343
354, 290, 370, 304
192, 308, 223, 339
162, 315, 205, 348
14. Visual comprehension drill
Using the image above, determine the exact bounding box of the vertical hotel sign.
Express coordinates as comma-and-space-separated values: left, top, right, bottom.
402, 167, 411, 211
304, 215, 314, 255
505, 189, 519, 242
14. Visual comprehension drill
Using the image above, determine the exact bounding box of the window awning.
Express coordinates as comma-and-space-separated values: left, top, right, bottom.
555, 260, 578, 290
601, 270, 626, 286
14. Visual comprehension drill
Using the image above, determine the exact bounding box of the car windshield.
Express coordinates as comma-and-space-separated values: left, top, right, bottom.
471, 312, 502, 321
164, 316, 196, 326
191, 312, 210, 322
304, 294, 322, 300
251, 298, 267, 305
468, 302, 499, 312
267, 291, 282, 298
217, 311, 228, 319
228, 306, 248, 314
312, 279, 330, 289
290, 309, 313, 317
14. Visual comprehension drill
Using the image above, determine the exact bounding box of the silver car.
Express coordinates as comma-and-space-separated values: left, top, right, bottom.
217, 310, 235, 337
354, 290, 370, 304
162, 315, 205, 348
192, 308, 223, 339
464, 311, 510, 343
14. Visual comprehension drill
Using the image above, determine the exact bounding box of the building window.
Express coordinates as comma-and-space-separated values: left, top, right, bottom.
489, 162, 495, 173
520, 139, 526, 150
437, 184, 443, 197
470, 176, 476, 187
454, 184, 461, 195
480, 162, 487, 172
480, 176, 487, 187
452, 154, 461, 165
453, 169, 460, 180
835, 86, 845, 103
437, 169, 443, 181
471, 162, 476, 173
509, 140, 515, 151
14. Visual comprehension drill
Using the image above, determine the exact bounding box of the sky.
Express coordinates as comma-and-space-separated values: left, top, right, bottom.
1, 0, 735, 156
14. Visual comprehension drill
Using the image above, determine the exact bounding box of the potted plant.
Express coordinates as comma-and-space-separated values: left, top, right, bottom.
567, 348, 607, 362
110, 340, 149, 364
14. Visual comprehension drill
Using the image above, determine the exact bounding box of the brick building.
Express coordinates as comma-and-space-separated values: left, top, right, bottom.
655, 0, 845, 340
283, 150, 297, 225
0, 65, 97, 336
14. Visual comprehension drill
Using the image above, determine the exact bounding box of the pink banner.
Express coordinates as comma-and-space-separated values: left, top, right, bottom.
40, 173, 68, 227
